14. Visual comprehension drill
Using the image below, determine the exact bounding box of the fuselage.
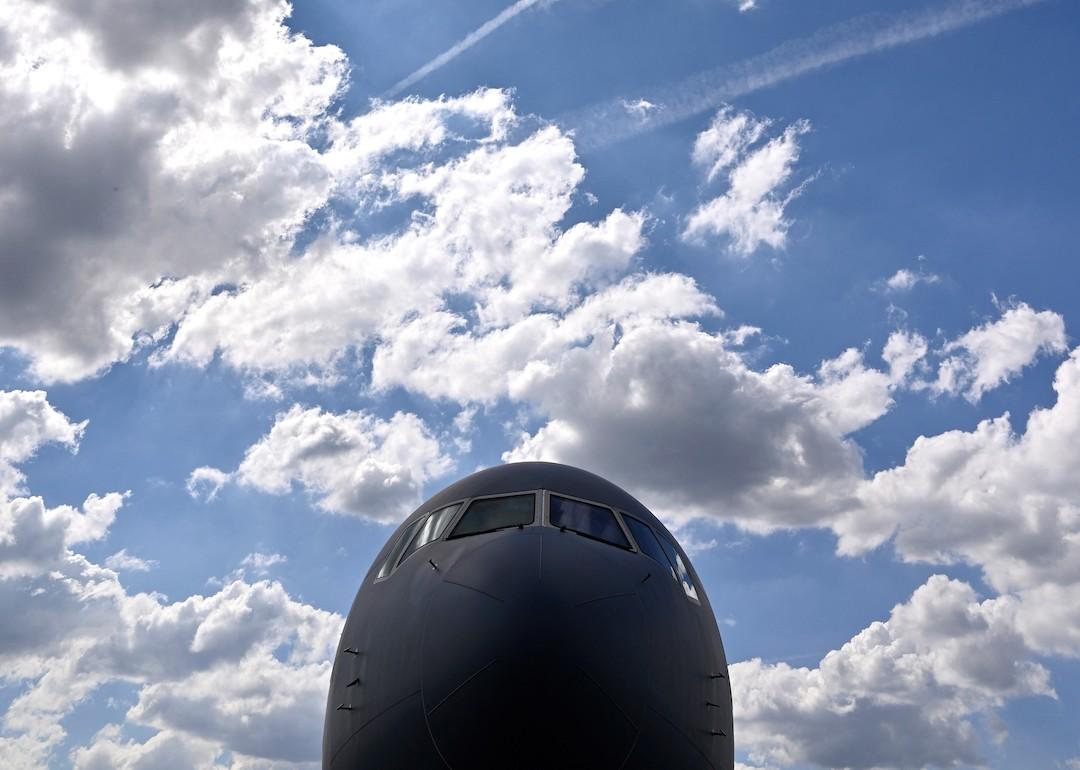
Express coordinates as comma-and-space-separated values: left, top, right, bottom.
323, 462, 733, 769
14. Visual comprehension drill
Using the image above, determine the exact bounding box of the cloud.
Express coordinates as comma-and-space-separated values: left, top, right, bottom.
0, 0, 347, 382
620, 98, 662, 119
239, 552, 287, 577
733, 575, 1053, 769
227, 405, 452, 521
846, 348, 1080, 637
71, 726, 221, 770
186, 466, 232, 503
930, 301, 1067, 402
105, 549, 158, 573
385, 0, 547, 97
683, 106, 811, 255
565, 0, 1049, 149
372, 272, 718, 405
0, 394, 342, 768
505, 324, 924, 530
882, 267, 941, 293
159, 113, 645, 383
1, 0, 654, 391
0, 390, 86, 496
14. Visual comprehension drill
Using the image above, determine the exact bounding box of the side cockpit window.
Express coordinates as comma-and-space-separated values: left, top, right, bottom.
624, 514, 699, 601
623, 516, 676, 579
659, 537, 699, 601
377, 516, 424, 579
398, 503, 461, 566
549, 495, 630, 549
448, 494, 535, 539
377, 503, 462, 579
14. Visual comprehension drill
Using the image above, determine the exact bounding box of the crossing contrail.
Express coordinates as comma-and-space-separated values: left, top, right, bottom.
386, 0, 549, 97
563, 0, 1050, 149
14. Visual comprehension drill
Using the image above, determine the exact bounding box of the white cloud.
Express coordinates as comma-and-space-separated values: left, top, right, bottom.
683, 107, 811, 255
239, 552, 287, 577
1, 0, 578, 388
0, 394, 342, 768
0, 390, 86, 496
372, 272, 718, 405
72, 725, 221, 770
160, 114, 645, 384
931, 301, 1067, 401
620, 98, 661, 119
844, 348, 1080, 651
229, 405, 452, 521
105, 549, 158, 573
186, 466, 232, 503
505, 323, 922, 530
883, 267, 940, 292
733, 575, 1053, 769
691, 105, 770, 183
0, 0, 654, 392
0, 0, 347, 383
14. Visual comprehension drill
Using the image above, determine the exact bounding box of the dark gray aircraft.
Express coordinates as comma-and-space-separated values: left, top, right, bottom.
323, 462, 733, 769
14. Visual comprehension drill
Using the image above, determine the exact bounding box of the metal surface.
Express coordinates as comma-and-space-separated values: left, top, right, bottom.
323, 461, 733, 769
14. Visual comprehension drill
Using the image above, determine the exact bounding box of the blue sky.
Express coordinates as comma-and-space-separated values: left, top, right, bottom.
1, 0, 1078, 767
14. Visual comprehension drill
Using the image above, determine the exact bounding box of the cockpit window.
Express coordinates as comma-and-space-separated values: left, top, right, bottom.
398, 503, 461, 566
658, 536, 699, 601
376, 516, 425, 579
623, 515, 677, 580
549, 495, 630, 549
447, 494, 535, 539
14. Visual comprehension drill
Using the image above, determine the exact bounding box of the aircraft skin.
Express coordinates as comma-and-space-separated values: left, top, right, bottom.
323, 462, 734, 769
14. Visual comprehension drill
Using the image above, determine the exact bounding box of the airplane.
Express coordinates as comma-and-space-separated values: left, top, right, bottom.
323, 461, 733, 769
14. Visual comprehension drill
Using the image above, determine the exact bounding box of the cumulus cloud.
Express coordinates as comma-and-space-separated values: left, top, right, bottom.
0, 390, 86, 496
156, 113, 647, 387
845, 347, 1080, 652
930, 301, 1067, 402
372, 272, 718, 405
0, 0, 656, 396
227, 405, 452, 521
733, 575, 1053, 769
4, 0, 620, 388
71, 726, 221, 770
683, 106, 811, 255
0, 0, 348, 382
0, 394, 341, 768
505, 325, 924, 530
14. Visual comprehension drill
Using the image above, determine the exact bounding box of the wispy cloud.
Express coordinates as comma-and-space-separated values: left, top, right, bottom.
566, 0, 1049, 148
386, 0, 549, 97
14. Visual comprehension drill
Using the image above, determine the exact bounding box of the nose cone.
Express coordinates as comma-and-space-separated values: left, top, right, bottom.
422, 528, 648, 769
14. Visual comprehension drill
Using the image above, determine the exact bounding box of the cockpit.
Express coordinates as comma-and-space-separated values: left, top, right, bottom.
374, 490, 699, 601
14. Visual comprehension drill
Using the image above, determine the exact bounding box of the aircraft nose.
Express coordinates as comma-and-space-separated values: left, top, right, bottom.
421, 528, 647, 769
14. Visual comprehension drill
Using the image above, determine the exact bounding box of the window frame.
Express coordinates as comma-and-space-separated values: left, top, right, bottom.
444, 490, 542, 541
373, 497, 469, 582
396, 502, 463, 568
542, 490, 634, 551
618, 510, 701, 605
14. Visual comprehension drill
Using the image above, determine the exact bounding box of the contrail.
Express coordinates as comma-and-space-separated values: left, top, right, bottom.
564, 0, 1050, 149
386, 0, 548, 97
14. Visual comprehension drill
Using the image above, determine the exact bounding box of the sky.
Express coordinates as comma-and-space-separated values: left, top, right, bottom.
0, 0, 1078, 767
